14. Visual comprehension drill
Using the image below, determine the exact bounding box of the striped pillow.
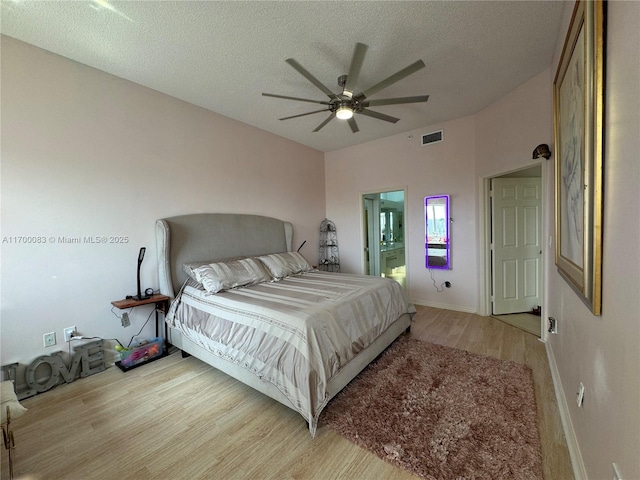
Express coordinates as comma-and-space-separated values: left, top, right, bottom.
257, 252, 312, 280
192, 257, 272, 294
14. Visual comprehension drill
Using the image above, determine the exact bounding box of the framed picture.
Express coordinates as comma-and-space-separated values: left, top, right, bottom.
553, 0, 605, 315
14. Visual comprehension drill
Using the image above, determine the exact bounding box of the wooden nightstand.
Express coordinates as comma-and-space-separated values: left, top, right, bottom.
111, 294, 171, 371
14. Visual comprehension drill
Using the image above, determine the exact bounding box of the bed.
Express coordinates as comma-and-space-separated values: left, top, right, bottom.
156, 213, 415, 436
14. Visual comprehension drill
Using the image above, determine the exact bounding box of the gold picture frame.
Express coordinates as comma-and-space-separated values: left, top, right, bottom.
553, 0, 605, 315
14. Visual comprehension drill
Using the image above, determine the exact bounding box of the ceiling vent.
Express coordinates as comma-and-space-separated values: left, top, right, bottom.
422, 129, 443, 146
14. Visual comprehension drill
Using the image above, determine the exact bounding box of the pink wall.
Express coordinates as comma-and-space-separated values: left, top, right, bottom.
1, 37, 326, 368
474, 69, 553, 178
325, 70, 551, 313
325, 115, 478, 312
474, 69, 553, 317
544, 2, 640, 479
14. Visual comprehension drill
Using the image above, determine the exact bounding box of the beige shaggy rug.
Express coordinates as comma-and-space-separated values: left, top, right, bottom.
319, 336, 543, 480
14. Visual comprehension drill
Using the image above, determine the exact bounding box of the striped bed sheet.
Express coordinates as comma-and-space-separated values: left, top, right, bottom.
166, 270, 415, 436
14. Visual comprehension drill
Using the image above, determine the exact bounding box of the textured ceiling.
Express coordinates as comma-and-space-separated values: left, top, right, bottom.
1, 1, 565, 152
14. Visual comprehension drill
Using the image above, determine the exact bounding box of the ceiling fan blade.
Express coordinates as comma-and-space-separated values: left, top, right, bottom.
358, 108, 400, 124
344, 43, 368, 96
347, 116, 360, 133
313, 113, 335, 132
362, 95, 430, 107
359, 59, 426, 99
286, 58, 337, 99
263, 93, 331, 105
279, 109, 331, 121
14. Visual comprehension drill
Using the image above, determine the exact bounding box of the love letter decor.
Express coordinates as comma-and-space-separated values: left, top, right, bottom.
2, 340, 105, 400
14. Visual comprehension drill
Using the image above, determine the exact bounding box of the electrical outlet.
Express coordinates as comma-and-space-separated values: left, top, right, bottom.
43, 332, 56, 347
63, 326, 76, 342
577, 382, 585, 408
121, 312, 130, 328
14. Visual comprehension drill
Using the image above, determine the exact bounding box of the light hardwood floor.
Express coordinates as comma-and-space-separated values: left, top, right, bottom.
492, 312, 542, 337
3, 306, 574, 480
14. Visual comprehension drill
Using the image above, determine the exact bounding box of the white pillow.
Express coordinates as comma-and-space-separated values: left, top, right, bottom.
183, 260, 210, 280
183, 256, 247, 281
1, 380, 27, 423
192, 257, 272, 294
257, 252, 312, 279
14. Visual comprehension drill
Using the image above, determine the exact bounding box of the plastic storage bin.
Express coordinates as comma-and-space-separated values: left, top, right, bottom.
119, 337, 164, 368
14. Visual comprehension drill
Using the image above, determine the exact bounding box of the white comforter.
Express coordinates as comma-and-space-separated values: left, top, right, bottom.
166, 270, 415, 435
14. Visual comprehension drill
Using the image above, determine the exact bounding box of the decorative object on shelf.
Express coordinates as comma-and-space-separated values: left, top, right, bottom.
319, 219, 340, 272
532, 143, 552, 160
1, 340, 105, 401
553, 0, 605, 315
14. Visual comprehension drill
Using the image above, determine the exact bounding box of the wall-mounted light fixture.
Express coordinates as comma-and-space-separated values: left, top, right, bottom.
532, 143, 552, 160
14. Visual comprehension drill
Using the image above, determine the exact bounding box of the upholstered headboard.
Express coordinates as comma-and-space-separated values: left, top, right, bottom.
156, 213, 293, 298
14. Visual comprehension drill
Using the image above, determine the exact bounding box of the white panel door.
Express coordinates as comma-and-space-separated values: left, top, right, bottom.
492, 178, 542, 314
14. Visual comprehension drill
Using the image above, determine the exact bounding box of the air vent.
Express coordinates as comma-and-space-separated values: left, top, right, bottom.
422, 129, 443, 146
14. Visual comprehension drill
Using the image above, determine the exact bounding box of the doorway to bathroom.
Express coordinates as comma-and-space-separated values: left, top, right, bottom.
362, 189, 406, 288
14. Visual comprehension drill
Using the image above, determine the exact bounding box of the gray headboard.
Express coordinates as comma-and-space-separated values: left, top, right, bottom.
156, 213, 293, 298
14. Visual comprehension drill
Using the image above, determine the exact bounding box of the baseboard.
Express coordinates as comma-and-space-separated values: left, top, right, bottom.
545, 342, 588, 480
410, 299, 477, 314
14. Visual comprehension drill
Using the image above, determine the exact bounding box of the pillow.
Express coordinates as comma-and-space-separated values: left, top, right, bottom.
183, 256, 247, 281
183, 260, 210, 280
192, 257, 272, 294
257, 251, 312, 279
1, 380, 27, 423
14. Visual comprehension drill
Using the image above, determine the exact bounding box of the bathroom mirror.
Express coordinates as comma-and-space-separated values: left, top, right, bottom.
425, 195, 450, 269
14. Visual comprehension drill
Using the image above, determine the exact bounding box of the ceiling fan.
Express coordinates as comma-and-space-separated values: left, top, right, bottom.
262, 43, 429, 133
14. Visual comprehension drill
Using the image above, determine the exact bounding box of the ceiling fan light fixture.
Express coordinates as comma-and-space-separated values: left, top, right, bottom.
264, 43, 429, 133
336, 105, 354, 120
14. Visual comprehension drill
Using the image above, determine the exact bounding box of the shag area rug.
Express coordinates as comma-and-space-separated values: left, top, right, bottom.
320, 336, 543, 480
